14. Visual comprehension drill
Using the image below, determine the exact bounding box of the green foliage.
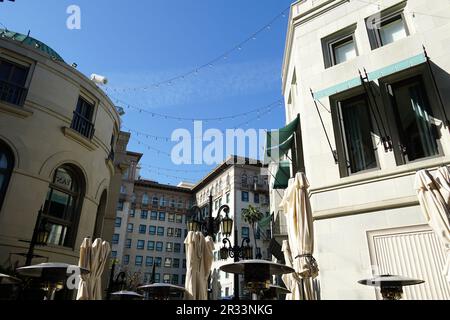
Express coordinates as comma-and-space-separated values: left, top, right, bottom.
241, 205, 263, 226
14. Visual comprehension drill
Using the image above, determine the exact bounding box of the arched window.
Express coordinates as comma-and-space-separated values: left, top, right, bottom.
43, 165, 85, 247
142, 193, 149, 206
152, 195, 158, 206
0, 141, 14, 210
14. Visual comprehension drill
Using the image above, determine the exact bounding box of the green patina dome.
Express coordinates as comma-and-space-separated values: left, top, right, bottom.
0, 29, 65, 62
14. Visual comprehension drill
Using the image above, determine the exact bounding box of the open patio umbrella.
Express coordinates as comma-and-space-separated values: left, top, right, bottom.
76, 238, 111, 300
280, 172, 319, 300
415, 169, 450, 282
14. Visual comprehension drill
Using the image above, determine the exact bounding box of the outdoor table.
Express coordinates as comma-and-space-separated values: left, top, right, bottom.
219, 260, 295, 300
0, 273, 22, 285
358, 274, 425, 300
16, 262, 89, 300
111, 290, 144, 301
138, 283, 187, 300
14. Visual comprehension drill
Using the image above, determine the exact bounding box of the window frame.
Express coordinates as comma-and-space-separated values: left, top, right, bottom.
322, 24, 358, 69
137, 240, 145, 250
0, 141, 14, 210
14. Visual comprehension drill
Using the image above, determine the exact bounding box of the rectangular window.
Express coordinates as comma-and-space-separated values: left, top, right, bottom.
167, 228, 174, 237
112, 234, 119, 244
117, 201, 124, 211
242, 227, 250, 238
241, 191, 249, 202
183, 259, 186, 269
254, 193, 259, 203
152, 197, 158, 206
71, 97, 95, 139
322, 25, 358, 68
164, 258, 172, 268
129, 208, 135, 217
146, 256, 154, 266
366, 4, 408, 49
137, 240, 145, 250
174, 243, 181, 253
114, 217, 122, 228
226, 193, 230, 203
163, 274, 171, 284
154, 273, 161, 282
155, 257, 162, 267
175, 214, 183, 223
168, 213, 175, 222
139, 224, 146, 234
125, 239, 132, 249
149, 225, 156, 235
166, 242, 173, 252
127, 223, 134, 233
159, 212, 166, 221
111, 251, 117, 258
141, 210, 148, 219
334, 94, 378, 176
175, 228, 182, 238
172, 274, 179, 285
0, 58, 29, 106
386, 76, 440, 163
123, 255, 130, 265
157, 227, 164, 236
150, 211, 158, 220
147, 241, 155, 251
156, 242, 163, 252
135, 255, 143, 266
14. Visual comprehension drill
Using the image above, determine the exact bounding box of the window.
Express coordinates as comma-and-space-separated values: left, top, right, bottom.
141, 210, 148, 219
137, 240, 145, 250
156, 242, 163, 252
254, 193, 259, 203
0, 58, 29, 106
172, 274, 179, 285
225, 288, 229, 297
117, 200, 124, 211
123, 255, 130, 265
150, 211, 158, 220
159, 212, 166, 221
125, 239, 132, 248
226, 193, 230, 204
255, 228, 260, 240
157, 227, 164, 236
135, 255, 143, 266
170, 199, 176, 208
322, 25, 357, 68
129, 207, 135, 217
0, 141, 13, 210
366, 4, 408, 49
154, 273, 161, 283
149, 225, 156, 235
241, 191, 249, 202
111, 251, 117, 259
114, 217, 122, 228
225, 272, 229, 279
152, 196, 158, 206
174, 243, 181, 253
384, 76, 440, 163
112, 234, 119, 244
166, 242, 173, 252
177, 200, 184, 209
242, 227, 250, 238
168, 213, 175, 222
147, 241, 155, 251
163, 274, 171, 284
119, 185, 126, 194
43, 165, 84, 247
142, 193, 149, 206
175, 214, 183, 223
155, 257, 162, 267
71, 96, 95, 139
184, 229, 188, 238
182, 275, 186, 284
127, 223, 134, 233
146, 256, 154, 266
183, 259, 186, 269
167, 228, 174, 237
164, 258, 172, 268
241, 174, 247, 185
175, 228, 182, 238
139, 224, 146, 234
332, 94, 378, 176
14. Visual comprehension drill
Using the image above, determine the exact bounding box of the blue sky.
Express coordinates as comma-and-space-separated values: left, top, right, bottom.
1, 0, 292, 185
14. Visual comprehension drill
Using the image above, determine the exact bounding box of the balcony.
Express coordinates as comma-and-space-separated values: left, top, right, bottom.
0, 80, 27, 106
70, 111, 95, 140
254, 183, 269, 193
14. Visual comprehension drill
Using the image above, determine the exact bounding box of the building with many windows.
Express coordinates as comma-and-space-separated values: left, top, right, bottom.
269, 0, 450, 300
0, 29, 121, 273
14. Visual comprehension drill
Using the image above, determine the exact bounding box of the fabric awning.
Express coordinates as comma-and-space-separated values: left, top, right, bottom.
264, 115, 299, 164
273, 160, 291, 189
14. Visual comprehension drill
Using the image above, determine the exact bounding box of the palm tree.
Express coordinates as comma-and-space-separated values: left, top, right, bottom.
241, 205, 263, 259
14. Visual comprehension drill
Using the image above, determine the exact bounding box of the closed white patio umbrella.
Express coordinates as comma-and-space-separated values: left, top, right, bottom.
281, 240, 302, 300
76, 238, 111, 300
415, 169, 450, 282
280, 172, 319, 300
184, 231, 204, 300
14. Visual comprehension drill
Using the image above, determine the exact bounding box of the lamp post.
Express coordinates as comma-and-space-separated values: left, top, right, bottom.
106, 260, 127, 301
24, 207, 50, 266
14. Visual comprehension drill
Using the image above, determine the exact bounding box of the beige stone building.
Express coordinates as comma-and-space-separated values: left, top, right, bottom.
270, 0, 450, 300
0, 29, 121, 272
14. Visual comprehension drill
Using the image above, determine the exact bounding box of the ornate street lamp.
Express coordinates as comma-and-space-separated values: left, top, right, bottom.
187, 194, 230, 237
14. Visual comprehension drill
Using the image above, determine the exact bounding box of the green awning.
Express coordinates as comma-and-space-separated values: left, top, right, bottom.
258, 214, 272, 229
273, 160, 291, 189
264, 115, 299, 164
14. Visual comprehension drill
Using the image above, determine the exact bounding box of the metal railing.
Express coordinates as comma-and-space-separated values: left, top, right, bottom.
70, 111, 95, 140
0, 80, 27, 106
